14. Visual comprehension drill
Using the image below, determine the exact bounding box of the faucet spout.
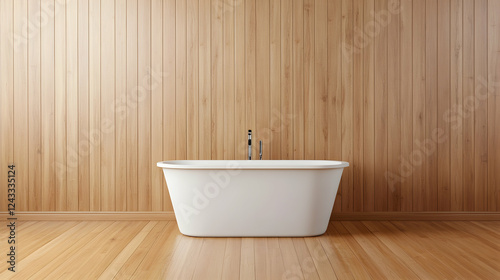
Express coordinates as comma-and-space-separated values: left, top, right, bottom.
259, 141, 262, 160
248, 130, 252, 160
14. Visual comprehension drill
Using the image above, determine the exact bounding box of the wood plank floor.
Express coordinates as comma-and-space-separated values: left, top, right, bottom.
1, 221, 499, 279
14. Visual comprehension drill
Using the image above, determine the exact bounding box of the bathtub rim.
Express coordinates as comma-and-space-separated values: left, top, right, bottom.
157, 160, 349, 170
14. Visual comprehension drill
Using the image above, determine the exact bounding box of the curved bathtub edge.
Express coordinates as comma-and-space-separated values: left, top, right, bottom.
157, 160, 349, 170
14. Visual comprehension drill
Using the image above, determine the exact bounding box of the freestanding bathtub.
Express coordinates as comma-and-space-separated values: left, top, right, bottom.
157, 160, 349, 237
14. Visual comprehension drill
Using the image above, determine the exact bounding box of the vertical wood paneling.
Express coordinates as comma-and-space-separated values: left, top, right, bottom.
54, 0, 67, 211
54, 2, 68, 211
89, 0, 101, 211
488, 0, 500, 211
304, 0, 315, 160
400, 0, 413, 211
0, 0, 14, 212
176, 0, 187, 160
199, 0, 211, 160
212, 0, 224, 160
362, 0, 375, 212
138, 0, 151, 211
412, 0, 426, 211
437, 0, 451, 211
425, 0, 438, 211
78, 0, 90, 211
281, 0, 293, 159
352, 0, 364, 212
2, 0, 500, 213
314, 0, 328, 160
330, 0, 342, 212
101, 0, 116, 211
246, 0, 256, 159
13, 0, 29, 211
187, 0, 199, 160
116, 0, 128, 211
223, 0, 234, 160
387, 0, 401, 211
163, 0, 176, 210
374, 0, 388, 211
450, 0, 463, 211
41, 0, 56, 211
271, 0, 281, 160
127, 0, 138, 211
151, 0, 163, 211
463, 0, 475, 211
235, 0, 245, 159
341, 0, 354, 212
67, 0, 79, 211
256, 0, 270, 159
27, 0, 42, 211
292, 0, 303, 160
474, 0, 488, 211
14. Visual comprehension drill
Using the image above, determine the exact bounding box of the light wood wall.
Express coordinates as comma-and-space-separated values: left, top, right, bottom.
1, 0, 499, 213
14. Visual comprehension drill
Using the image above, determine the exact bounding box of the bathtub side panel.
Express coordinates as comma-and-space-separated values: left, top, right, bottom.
162, 168, 343, 237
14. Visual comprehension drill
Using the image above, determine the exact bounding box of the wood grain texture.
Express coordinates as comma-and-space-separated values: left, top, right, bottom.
54, 0, 67, 211
400, 0, 413, 211
138, 0, 151, 211
78, 0, 90, 211
1, 0, 499, 214
151, 0, 164, 211
437, 0, 451, 211
115, 0, 128, 212
100, 0, 116, 211
450, 0, 464, 211
13, 0, 29, 211
341, 0, 354, 212
67, 0, 79, 211
7, 221, 498, 278
127, 0, 139, 211
463, 0, 475, 211
488, 0, 500, 212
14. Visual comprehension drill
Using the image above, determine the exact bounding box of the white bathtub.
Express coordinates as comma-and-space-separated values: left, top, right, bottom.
157, 160, 349, 237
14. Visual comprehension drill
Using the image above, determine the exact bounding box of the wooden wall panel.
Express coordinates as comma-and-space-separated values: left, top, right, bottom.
67, 0, 79, 211
101, 0, 116, 211
151, 0, 164, 211
138, 0, 151, 211
54, 0, 67, 212
78, 0, 90, 211
281, 0, 293, 160
488, 0, 500, 211
41, 0, 56, 211
437, 0, 451, 211
400, 0, 413, 212
450, 0, 464, 211
13, 0, 28, 211
116, 0, 128, 211
1, 0, 499, 213
127, 0, 139, 211
362, 0, 375, 212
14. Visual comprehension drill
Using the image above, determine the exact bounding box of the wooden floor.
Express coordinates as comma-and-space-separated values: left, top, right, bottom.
1, 221, 499, 279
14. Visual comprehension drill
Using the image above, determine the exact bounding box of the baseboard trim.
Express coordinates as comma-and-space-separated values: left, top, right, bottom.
330, 212, 500, 221
0, 211, 176, 221
1, 211, 498, 221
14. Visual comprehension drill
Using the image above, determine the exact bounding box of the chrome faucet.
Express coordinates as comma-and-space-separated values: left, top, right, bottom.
259, 140, 262, 160
248, 130, 252, 160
